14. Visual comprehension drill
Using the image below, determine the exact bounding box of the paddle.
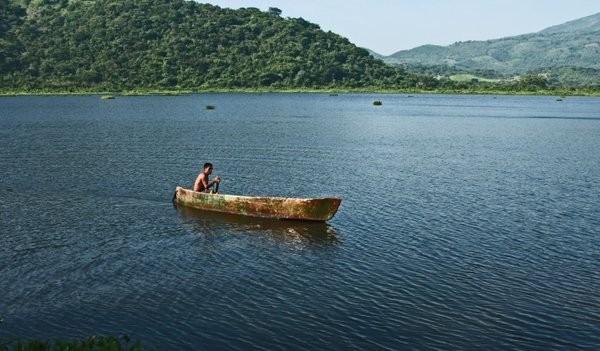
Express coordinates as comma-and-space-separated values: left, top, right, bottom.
214, 181, 219, 194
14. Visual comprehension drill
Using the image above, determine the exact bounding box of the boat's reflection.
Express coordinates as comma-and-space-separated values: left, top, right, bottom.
175, 205, 340, 246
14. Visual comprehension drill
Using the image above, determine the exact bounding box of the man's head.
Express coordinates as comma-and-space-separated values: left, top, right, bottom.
203, 162, 213, 174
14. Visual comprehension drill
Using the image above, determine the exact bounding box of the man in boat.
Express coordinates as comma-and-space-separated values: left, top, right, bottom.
193, 162, 221, 193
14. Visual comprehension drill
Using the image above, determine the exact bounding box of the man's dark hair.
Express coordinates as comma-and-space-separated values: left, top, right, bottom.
203, 162, 213, 169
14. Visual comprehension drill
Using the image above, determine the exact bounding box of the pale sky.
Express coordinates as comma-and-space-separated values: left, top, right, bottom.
198, 0, 600, 55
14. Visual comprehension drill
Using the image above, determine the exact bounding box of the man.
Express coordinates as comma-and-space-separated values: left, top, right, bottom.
193, 162, 221, 193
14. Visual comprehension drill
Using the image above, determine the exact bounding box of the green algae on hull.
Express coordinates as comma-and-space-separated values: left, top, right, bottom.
173, 186, 341, 222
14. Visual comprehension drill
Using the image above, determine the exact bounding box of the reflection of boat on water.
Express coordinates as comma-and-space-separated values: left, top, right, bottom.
173, 186, 341, 221
175, 204, 339, 245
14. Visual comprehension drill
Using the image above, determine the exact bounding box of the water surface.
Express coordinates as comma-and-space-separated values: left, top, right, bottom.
1, 94, 599, 350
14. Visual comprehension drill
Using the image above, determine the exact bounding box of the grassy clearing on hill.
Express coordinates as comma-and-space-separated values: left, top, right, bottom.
449, 74, 502, 83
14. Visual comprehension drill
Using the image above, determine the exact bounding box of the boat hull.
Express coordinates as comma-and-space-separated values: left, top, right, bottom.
173, 187, 341, 221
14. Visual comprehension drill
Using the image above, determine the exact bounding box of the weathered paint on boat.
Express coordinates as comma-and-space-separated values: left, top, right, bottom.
173, 186, 341, 221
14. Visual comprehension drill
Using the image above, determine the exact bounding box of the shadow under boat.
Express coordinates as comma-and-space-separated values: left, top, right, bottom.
174, 204, 340, 245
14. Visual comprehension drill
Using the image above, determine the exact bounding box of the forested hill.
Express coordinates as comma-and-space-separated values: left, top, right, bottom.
0, 0, 410, 92
384, 12, 600, 76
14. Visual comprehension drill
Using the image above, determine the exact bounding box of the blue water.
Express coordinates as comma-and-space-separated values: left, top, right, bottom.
1, 93, 599, 350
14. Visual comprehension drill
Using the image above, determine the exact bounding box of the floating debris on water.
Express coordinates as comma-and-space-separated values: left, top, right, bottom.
373, 100, 382, 106
206, 105, 216, 110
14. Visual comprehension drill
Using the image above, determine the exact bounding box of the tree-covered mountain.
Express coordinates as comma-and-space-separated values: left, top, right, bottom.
382, 12, 600, 86
2, 1, 597, 93
0, 0, 414, 92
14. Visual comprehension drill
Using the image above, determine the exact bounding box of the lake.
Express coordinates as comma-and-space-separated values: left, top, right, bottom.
1, 93, 599, 350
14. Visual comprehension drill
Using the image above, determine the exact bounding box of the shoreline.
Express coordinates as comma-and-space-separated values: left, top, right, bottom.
1, 87, 599, 97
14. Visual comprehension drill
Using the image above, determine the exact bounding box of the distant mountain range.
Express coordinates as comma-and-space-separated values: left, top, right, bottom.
375, 12, 600, 78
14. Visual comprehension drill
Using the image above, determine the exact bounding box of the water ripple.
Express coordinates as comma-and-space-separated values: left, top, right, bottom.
2, 94, 600, 350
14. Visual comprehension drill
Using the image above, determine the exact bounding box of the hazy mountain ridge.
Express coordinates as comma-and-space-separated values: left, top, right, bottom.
540, 12, 600, 34
381, 12, 600, 80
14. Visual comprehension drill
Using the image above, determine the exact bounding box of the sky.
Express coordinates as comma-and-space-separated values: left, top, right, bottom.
199, 0, 600, 55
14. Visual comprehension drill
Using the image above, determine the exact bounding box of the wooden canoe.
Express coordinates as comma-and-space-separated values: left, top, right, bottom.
173, 186, 341, 221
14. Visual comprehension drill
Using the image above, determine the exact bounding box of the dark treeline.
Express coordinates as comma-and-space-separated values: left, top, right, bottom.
399, 63, 600, 90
